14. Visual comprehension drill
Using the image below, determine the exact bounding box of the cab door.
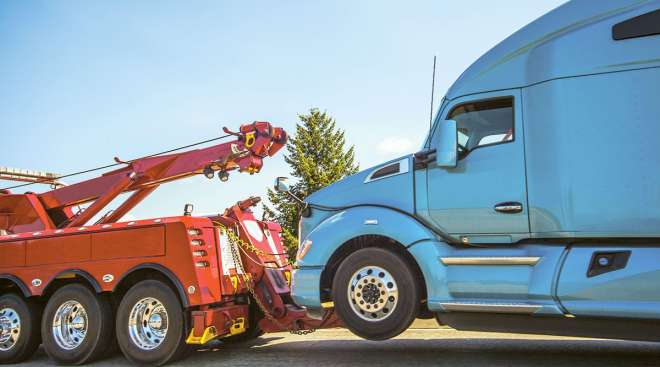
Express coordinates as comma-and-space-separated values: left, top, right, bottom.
424, 90, 529, 243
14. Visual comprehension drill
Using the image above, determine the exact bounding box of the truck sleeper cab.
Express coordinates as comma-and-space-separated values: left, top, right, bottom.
291, 0, 660, 341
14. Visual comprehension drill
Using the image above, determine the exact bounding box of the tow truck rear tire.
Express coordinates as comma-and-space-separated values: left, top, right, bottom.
0, 294, 41, 364
41, 284, 114, 364
332, 247, 419, 341
115, 280, 188, 366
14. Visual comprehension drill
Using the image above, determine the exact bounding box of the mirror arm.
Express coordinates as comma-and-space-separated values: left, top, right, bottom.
283, 190, 311, 218
414, 148, 436, 167
284, 190, 306, 205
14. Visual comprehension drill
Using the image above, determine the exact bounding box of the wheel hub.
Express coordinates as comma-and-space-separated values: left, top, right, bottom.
0, 308, 20, 351
148, 313, 163, 329
52, 301, 88, 350
347, 266, 398, 321
361, 283, 380, 304
128, 297, 169, 350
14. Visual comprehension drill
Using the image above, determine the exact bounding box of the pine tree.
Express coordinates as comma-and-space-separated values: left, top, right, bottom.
265, 108, 359, 258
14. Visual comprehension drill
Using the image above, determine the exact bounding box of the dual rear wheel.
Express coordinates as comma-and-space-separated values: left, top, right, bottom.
0, 294, 41, 364
115, 280, 189, 365
0, 277, 252, 365
34, 280, 186, 366
41, 283, 114, 364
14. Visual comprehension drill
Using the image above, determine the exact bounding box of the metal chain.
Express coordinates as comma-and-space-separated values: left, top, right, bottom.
216, 223, 316, 335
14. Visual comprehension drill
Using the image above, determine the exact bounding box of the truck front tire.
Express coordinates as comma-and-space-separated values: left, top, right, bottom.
0, 294, 41, 364
115, 280, 188, 366
41, 284, 114, 364
332, 247, 419, 340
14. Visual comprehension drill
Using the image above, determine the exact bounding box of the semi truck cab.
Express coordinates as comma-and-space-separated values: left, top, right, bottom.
290, 0, 660, 341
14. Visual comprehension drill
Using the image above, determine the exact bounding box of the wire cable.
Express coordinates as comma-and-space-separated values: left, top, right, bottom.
2, 134, 232, 190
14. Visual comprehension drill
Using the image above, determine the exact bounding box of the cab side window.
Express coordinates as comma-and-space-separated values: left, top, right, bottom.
447, 97, 514, 157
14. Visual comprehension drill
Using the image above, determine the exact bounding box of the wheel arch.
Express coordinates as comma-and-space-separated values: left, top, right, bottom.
113, 263, 189, 308
319, 234, 429, 315
41, 269, 103, 298
301, 206, 438, 316
0, 274, 32, 298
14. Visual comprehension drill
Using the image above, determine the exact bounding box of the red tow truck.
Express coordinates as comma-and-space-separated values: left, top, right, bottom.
0, 122, 338, 365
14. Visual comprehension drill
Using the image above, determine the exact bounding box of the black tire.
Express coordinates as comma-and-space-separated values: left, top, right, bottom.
115, 280, 188, 366
332, 247, 420, 340
41, 284, 114, 364
221, 301, 264, 344
0, 294, 41, 364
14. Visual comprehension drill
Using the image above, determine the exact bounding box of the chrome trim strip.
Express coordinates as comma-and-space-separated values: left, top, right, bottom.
440, 256, 540, 266
440, 302, 541, 314
363, 158, 410, 184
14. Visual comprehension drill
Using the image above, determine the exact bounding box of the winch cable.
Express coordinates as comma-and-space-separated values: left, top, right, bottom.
2, 133, 232, 190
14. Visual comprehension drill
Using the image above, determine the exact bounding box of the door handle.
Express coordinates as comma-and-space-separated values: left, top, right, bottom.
494, 201, 523, 213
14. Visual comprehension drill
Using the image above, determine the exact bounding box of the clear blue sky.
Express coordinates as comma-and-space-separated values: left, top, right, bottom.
0, 0, 565, 220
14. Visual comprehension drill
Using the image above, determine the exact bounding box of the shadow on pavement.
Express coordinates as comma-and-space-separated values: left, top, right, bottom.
185, 337, 660, 367
24, 336, 660, 367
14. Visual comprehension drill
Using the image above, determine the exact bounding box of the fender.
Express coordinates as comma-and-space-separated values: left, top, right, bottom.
43, 269, 103, 294
0, 274, 32, 298
115, 263, 190, 308
298, 206, 440, 267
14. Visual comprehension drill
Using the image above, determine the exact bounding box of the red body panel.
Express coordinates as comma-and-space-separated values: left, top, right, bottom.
0, 216, 217, 306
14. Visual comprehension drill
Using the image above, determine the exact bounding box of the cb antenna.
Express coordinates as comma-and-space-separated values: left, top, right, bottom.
429, 55, 437, 131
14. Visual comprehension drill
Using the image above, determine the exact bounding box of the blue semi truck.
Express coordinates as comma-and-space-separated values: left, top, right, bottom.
284, 0, 660, 341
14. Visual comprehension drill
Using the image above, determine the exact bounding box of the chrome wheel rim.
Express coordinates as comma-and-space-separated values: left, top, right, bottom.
347, 266, 398, 321
128, 297, 168, 350
0, 308, 21, 351
52, 300, 88, 350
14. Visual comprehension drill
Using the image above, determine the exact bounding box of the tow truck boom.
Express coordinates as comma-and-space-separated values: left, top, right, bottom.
1, 121, 286, 233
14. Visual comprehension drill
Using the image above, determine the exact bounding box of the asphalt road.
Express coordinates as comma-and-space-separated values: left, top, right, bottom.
19, 327, 660, 367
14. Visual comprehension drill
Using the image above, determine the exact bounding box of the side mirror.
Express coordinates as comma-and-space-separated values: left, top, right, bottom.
273, 177, 307, 209
274, 177, 290, 193
435, 120, 458, 168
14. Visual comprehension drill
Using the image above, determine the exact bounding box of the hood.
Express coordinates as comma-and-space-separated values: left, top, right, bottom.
305, 155, 416, 214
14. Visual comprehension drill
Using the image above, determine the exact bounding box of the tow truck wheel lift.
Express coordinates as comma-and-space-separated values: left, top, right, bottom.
0, 122, 340, 366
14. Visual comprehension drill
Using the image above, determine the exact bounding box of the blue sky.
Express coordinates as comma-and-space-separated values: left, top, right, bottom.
0, 0, 565, 220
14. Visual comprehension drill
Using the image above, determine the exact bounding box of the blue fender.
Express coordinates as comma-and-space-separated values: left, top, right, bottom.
298, 206, 439, 267
293, 206, 455, 310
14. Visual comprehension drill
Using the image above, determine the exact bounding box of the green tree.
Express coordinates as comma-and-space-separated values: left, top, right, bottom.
265, 108, 359, 258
